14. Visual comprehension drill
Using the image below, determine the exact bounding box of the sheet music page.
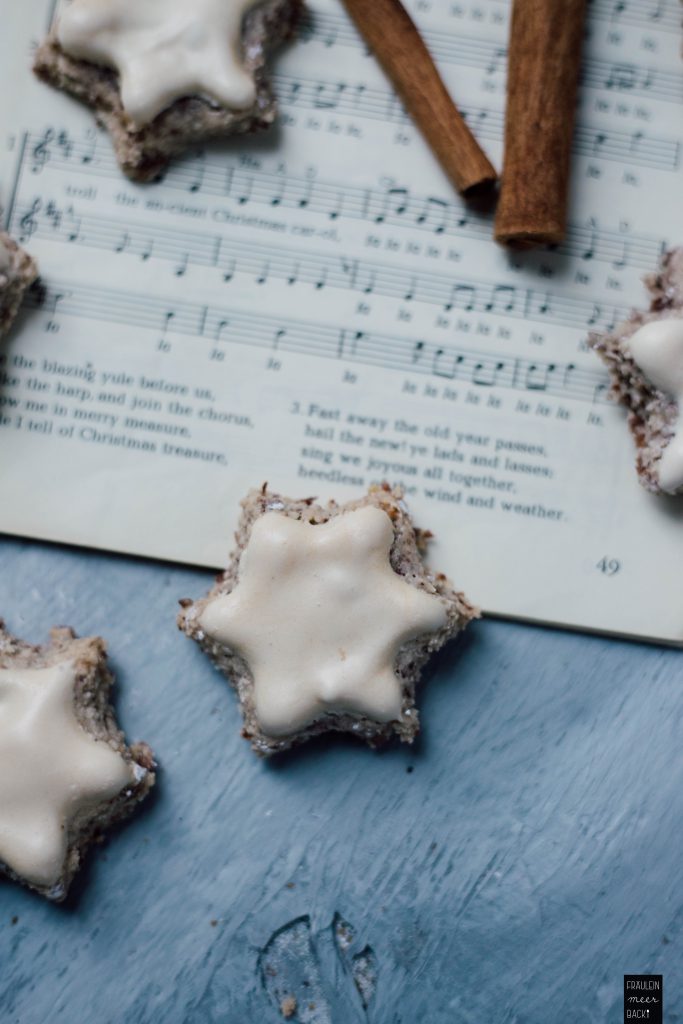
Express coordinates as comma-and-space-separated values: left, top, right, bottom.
1, 0, 682, 643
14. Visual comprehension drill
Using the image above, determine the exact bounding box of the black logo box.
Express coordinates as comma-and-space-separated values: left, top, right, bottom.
624, 975, 662, 1024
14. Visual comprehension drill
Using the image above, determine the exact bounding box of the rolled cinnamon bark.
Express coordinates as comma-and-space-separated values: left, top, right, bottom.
494, 0, 587, 248
341, 0, 497, 195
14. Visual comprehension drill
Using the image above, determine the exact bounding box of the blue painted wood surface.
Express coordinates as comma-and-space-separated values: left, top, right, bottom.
0, 535, 680, 1023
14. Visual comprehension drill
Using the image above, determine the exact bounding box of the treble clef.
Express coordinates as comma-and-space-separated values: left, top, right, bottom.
31, 129, 54, 173
18, 198, 41, 242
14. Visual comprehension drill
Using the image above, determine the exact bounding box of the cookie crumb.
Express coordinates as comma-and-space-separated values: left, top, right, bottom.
280, 995, 297, 1018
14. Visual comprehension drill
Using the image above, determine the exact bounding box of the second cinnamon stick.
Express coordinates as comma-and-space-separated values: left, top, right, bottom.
494, 0, 587, 248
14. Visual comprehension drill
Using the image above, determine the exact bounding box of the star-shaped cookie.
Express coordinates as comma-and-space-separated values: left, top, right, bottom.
179, 485, 478, 755
0, 623, 155, 900
626, 317, 683, 494
57, 0, 264, 127
0, 231, 38, 339
34, 0, 303, 181
591, 247, 683, 495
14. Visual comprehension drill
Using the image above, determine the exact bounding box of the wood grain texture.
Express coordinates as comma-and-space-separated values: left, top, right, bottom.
494, 0, 587, 247
341, 0, 497, 195
0, 536, 681, 1022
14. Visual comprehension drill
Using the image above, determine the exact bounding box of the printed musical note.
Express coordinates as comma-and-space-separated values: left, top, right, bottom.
486, 47, 506, 76
287, 262, 299, 286
592, 381, 609, 404
327, 191, 344, 220
296, 179, 313, 209
472, 360, 505, 387
582, 221, 597, 261
270, 179, 285, 207
432, 348, 463, 379
273, 327, 286, 350
139, 238, 154, 262
612, 239, 629, 270
213, 318, 230, 341
525, 363, 553, 391
236, 176, 252, 205
311, 265, 325, 289
416, 197, 449, 234
485, 285, 518, 315
313, 81, 344, 110
605, 63, 637, 90
592, 131, 607, 158
256, 262, 269, 285
447, 284, 475, 313
50, 290, 68, 315
337, 329, 346, 358
403, 277, 417, 302
187, 154, 206, 194
387, 187, 408, 216
161, 310, 175, 333
80, 133, 96, 165
64, 208, 81, 243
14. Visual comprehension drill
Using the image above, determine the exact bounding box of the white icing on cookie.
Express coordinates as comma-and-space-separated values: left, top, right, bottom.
198, 506, 447, 737
0, 661, 133, 887
627, 317, 683, 494
57, 0, 262, 127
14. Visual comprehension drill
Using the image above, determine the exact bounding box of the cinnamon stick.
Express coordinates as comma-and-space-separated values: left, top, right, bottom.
341, 0, 497, 195
494, 0, 587, 248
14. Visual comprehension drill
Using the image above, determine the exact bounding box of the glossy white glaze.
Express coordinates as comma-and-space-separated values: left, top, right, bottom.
199, 507, 447, 736
58, 0, 262, 126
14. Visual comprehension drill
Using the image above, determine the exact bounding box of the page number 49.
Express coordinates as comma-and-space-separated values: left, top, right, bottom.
596, 556, 621, 576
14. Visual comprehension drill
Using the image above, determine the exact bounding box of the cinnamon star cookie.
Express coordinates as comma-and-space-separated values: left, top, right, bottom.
0, 623, 155, 900
178, 484, 478, 756
0, 231, 37, 338
590, 248, 683, 495
34, 0, 303, 181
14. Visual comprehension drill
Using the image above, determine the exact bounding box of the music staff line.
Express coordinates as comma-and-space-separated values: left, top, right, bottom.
14, 199, 629, 334
274, 72, 680, 172
301, 10, 683, 105
24, 130, 669, 272
27, 279, 611, 405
